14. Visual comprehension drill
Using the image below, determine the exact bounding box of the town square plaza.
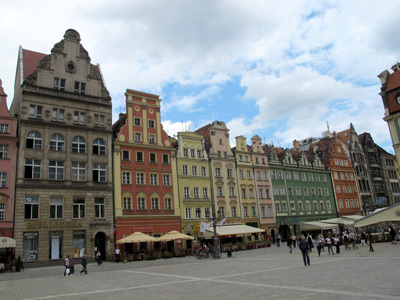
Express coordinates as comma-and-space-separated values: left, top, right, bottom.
0, 242, 399, 300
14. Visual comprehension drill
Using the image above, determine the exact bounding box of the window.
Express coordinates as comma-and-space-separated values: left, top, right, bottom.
324, 188, 329, 196
268, 205, 272, 217
317, 188, 322, 196
340, 172, 345, 180
72, 136, 86, 153
266, 189, 270, 198
23, 232, 38, 262
184, 187, 190, 198
229, 187, 235, 196
247, 170, 252, 179
217, 151, 221, 158
290, 203, 295, 212
259, 189, 264, 198
308, 174, 313, 181
123, 197, 132, 210
136, 173, 145, 185
184, 149, 188, 156
345, 199, 349, 208
282, 203, 287, 212
256, 171, 261, 180
163, 174, 171, 186
165, 198, 172, 210
93, 139, 106, 155
136, 152, 143, 162
201, 167, 207, 177
74, 111, 86, 124
0, 145, 8, 159
192, 166, 198, 176
0, 172, 6, 187
52, 108, 65, 122
241, 188, 246, 198
151, 198, 159, 210
29, 104, 42, 119
311, 188, 316, 196
50, 134, 64, 151
25, 159, 41, 179
232, 207, 237, 217
202, 207, 209, 218
326, 202, 331, 210
72, 162, 86, 181
334, 172, 338, 180
293, 172, 299, 180
93, 164, 106, 182
150, 174, 158, 185
149, 153, 156, 163
134, 118, 141, 126
320, 202, 325, 211
122, 150, 130, 161
215, 168, 221, 177
264, 172, 268, 180
251, 206, 256, 217
306, 202, 311, 211
301, 173, 306, 181
149, 134, 156, 144
49, 161, 64, 180
25, 196, 39, 219
162, 154, 169, 164
74, 81, 86, 94
285, 171, 291, 180
217, 186, 223, 196
54, 77, 66, 90
148, 120, 155, 128
315, 174, 320, 182
227, 169, 233, 178
275, 203, 281, 212
344, 160, 348, 167
73, 231, 85, 260
122, 172, 131, 184
190, 149, 195, 157
240, 170, 244, 179
185, 208, 192, 219
243, 206, 248, 217
261, 206, 266, 217
26, 131, 42, 149
280, 186, 285, 195
303, 188, 309, 196
203, 187, 208, 198
339, 199, 343, 209
195, 208, 201, 218
313, 202, 318, 211
355, 199, 360, 208
135, 132, 142, 142
350, 199, 354, 208
0, 203, 4, 221
277, 171, 282, 179
295, 187, 301, 196
271, 170, 275, 179
73, 197, 85, 218
298, 202, 303, 212
0, 124, 8, 133
138, 198, 146, 210
343, 185, 347, 193
288, 187, 293, 196
273, 186, 279, 195
182, 165, 188, 175
95, 198, 106, 218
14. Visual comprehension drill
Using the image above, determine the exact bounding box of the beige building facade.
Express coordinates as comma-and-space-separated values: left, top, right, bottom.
10, 29, 114, 265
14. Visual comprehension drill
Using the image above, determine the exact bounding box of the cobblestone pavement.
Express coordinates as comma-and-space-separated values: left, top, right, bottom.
1, 242, 399, 300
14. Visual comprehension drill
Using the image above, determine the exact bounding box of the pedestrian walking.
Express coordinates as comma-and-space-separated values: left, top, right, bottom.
299, 236, 310, 266
360, 230, 366, 246
388, 225, 397, 244
325, 234, 334, 255
287, 238, 292, 253
333, 234, 340, 254
64, 255, 72, 277
115, 247, 121, 263
292, 235, 297, 248
276, 233, 281, 247
307, 234, 313, 253
316, 234, 324, 257
367, 231, 374, 252
96, 251, 102, 265
80, 254, 88, 275
342, 231, 350, 250
349, 230, 358, 250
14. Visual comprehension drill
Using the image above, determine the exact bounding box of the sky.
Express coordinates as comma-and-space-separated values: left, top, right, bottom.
1, 0, 399, 153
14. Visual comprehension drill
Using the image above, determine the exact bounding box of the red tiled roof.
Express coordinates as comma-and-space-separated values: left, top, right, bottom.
386, 69, 400, 92
22, 49, 47, 81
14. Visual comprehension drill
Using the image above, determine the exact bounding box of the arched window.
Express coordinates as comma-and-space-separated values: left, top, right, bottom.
50, 134, 65, 151
93, 138, 106, 155
72, 136, 86, 153
26, 131, 42, 149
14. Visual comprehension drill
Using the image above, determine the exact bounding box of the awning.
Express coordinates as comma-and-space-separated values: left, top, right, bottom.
320, 218, 354, 226
300, 221, 339, 231
0, 237, 16, 248
341, 215, 363, 221
354, 203, 400, 227
204, 224, 265, 238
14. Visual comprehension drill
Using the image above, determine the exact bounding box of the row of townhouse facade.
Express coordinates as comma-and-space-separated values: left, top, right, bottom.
1, 29, 399, 266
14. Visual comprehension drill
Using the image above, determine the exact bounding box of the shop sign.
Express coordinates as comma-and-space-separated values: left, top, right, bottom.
133, 226, 153, 233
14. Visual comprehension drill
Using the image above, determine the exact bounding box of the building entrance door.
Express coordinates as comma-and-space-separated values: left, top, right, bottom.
94, 232, 106, 261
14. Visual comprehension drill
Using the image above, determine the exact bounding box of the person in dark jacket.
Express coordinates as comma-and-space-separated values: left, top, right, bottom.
299, 236, 310, 266
80, 254, 88, 274
287, 237, 292, 253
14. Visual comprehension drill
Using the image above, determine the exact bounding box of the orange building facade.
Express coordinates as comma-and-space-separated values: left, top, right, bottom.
113, 89, 181, 243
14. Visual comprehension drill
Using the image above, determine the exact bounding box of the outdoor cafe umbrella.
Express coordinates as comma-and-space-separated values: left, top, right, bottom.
157, 230, 194, 242
116, 232, 158, 244
0, 237, 16, 248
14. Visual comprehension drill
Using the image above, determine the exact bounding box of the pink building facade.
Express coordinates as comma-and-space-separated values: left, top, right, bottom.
0, 79, 18, 238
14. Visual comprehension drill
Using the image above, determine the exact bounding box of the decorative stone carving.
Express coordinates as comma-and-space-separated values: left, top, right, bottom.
37, 55, 51, 70
51, 40, 64, 54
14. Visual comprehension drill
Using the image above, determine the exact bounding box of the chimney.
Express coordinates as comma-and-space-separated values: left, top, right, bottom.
293, 140, 300, 151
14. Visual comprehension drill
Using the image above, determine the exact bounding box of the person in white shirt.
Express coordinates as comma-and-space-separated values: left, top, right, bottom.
325, 234, 334, 255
